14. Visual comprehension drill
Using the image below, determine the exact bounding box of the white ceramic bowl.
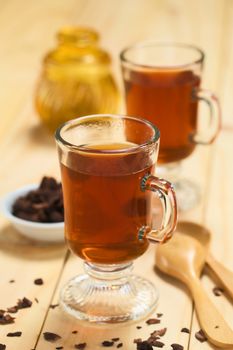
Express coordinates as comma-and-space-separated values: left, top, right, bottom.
0, 184, 64, 242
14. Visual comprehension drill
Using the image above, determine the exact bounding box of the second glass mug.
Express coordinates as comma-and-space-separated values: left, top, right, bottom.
55, 114, 177, 323
120, 43, 221, 210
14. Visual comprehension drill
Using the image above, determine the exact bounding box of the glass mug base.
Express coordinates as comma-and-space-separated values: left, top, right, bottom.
60, 262, 159, 324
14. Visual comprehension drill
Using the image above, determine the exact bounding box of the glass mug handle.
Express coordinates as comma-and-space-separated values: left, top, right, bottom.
140, 174, 177, 243
192, 88, 221, 144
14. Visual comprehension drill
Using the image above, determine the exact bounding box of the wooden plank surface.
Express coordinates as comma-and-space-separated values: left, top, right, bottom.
0, 1, 232, 349
189, 132, 233, 350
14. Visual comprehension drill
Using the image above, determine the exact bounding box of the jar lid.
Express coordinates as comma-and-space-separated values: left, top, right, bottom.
57, 26, 99, 46
44, 26, 111, 66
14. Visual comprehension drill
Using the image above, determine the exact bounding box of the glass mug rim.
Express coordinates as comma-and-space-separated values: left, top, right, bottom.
120, 42, 205, 70
55, 113, 160, 154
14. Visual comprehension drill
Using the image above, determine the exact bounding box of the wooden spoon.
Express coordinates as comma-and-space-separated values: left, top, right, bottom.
156, 233, 233, 348
177, 221, 233, 299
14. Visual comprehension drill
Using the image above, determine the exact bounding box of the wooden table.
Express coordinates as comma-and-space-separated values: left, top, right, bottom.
0, 1, 233, 349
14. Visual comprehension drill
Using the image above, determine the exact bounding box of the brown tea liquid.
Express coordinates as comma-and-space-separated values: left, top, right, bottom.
61, 142, 154, 264
123, 69, 201, 163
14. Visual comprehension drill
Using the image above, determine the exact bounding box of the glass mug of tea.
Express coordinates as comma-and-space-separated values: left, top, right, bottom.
55, 114, 177, 323
120, 43, 221, 210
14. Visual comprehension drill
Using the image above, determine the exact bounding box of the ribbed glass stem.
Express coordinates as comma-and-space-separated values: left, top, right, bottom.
84, 261, 133, 280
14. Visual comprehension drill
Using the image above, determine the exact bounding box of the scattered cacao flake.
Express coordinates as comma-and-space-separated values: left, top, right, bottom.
34, 298, 39, 303
17, 297, 32, 309
150, 328, 167, 337
195, 329, 207, 343
4, 313, 15, 323
102, 340, 114, 347
34, 278, 43, 285
7, 331, 22, 337
136, 326, 142, 329
0, 313, 15, 324
133, 338, 142, 344
72, 330, 78, 334
74, 343, 87, 349
215, 325, 219, 329
146, 318, 160, 325
171, 344, 184, 350
0, 344, 6, 350
111, 338, 120, 341
149, 340, 164, 348
147, 337, 160, 346
9, 280, 15, 283
181, 327, 190, 334
136, 341, 153, 350
213, 287, 224, 296
6, 306, 18, 314
50, 303, 59, 309
56, 347, 63, 350
117, 344, 123, 348
157, 313, 163, 318
0, 311, 5, 318
43, 332, 61, 342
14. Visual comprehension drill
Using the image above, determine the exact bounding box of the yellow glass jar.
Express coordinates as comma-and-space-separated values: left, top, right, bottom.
35, 27, 119, 132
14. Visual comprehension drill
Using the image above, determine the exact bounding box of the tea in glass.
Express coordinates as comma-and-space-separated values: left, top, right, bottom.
56, 114, 177, 323
121, 43, 221, 210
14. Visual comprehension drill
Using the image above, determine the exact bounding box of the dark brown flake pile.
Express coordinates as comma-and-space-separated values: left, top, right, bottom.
0, 344, 6, 350
134, 319, 167, 349
0, 297, 32, 325
133, 316, 186, 349
12, 176, 64, 223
